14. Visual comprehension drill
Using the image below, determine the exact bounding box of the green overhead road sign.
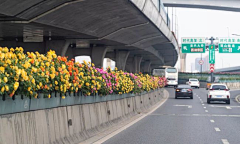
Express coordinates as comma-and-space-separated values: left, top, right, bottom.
209, 44, 215, 64
218, 38, 240, 53
181, 37, 206, 53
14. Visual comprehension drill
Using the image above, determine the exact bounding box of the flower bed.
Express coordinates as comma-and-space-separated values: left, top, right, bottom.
0, 47, 166, 99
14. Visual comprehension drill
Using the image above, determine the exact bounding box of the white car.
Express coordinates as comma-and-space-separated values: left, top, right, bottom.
186, 78, 200, 88
206, 84, 230, 104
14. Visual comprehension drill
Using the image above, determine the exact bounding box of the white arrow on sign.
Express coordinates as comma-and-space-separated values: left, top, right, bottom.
183, 46, 187, 50
238, 46, 240, 50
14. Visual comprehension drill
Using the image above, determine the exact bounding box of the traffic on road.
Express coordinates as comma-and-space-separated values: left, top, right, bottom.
103, 87, 240, 144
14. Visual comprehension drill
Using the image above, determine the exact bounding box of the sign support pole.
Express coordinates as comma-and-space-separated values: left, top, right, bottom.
209, 37, 215, 83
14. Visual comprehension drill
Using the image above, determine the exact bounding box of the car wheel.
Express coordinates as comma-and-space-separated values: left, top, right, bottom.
207, 98, 211, 104
226, 99, 230, 104
175, 96, 178, 99
190, 96, 193, 99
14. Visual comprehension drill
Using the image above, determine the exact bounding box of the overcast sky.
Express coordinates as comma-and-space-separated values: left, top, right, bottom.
172, 7, 240, 72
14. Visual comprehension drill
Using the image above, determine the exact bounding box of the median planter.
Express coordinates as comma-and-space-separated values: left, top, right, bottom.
0, 95, 14, 115
74, 92, 81, 105
13, 95, 30, 113
80, 95, 95, 104
67, 92, 75, 106
95, 94, 107, 102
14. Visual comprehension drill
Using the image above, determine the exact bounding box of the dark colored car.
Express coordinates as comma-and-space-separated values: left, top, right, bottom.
175, 85, 193, 99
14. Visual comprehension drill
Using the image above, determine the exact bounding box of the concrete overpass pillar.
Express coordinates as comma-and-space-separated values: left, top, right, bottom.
46, 40, 71, 57
116, 50, 130, 71
91, 47, 108, 68
142, 61, 152, 74
133, 56, 142, 73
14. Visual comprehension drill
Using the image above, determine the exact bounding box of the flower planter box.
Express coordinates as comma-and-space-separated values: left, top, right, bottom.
74, 93, 81, 105
95, 95, 107, 103
0, 96, 14, 115
80, 95, 95, 104
13, 95, 30, 113
0, 95, 30, 115
67, 93, 75, 106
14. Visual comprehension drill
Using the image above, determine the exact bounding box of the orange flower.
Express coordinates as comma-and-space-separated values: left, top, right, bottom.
9, 93, 14, 97
31, 59, 34, 64
44, 85, 48, 89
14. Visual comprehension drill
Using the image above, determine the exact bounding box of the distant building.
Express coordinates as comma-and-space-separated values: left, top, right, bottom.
195, 58, 201, 72
202, 55, 209, 72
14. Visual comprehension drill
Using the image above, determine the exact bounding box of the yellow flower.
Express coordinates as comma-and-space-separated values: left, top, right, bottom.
5, 85, 9, 91
86, 82, 90, 87
1, 87, 4, 92
14, 82, 19, 90
62, 96, 66, 99
3, 77, 8, 83
28, 87, 31, 92
31, 78, 35, 84
55, 81, 58, 85
48, 94, 51, 98
0, 67, 5, 73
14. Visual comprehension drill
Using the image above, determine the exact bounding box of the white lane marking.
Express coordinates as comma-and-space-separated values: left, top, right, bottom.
202, 104, 205, 105
204, 107, 206, 109
226, 107, 232, 109
215, 127, 221, 131
205, 110, 208, 112
222, 139, 230, 144
210, 120, 215, 123
174, 105, 192, 108
92, 91, 169, 144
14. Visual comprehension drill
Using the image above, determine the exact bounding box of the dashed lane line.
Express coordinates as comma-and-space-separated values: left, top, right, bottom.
204, 107, 206, 109
226, 107, 232, 109
202, 104, 205, 105
205, 110, 208, 112
215, 127, 221, 132
222, 139, 230, 144
210, 120, 215, 123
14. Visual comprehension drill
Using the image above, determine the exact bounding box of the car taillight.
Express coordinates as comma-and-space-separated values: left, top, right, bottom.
225, 89, 229, 91
209, 95, 212, 98
227, 95, 229, 99
189, 82, 191, 84
188, 89, 192, 92
210, 89, 213, 91
198, 82, 200, 84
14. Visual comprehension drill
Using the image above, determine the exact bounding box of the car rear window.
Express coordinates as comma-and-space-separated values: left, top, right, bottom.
211, 85, 226, 90
190, 79, 198, 81
178, 85, 191, 89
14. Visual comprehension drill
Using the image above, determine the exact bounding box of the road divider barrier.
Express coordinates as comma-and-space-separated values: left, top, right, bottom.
0, 88, 165, 144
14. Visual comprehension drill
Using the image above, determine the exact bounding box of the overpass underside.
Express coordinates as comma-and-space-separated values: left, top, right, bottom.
0, 0, 178, 72
162, 0, 240, 12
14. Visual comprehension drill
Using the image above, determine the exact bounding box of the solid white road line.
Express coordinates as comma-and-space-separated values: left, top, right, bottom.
202, 104, 204, 105
210, 120, 215, 123
222, 139, 230, 144
204, 107, 206, 109
215, 127, 221, 132
205, 110, 208, 112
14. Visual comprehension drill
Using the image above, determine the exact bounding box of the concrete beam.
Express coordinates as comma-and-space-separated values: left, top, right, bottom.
115, 50, 130, 71
73, 48, 91, 57
91, 47, 108, 68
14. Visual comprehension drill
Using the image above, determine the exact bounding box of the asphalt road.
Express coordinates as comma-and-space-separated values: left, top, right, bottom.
104, 88, 240, 144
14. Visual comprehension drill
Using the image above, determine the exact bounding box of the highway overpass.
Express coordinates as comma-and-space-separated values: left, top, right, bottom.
162, 0, 240, 12
0, 0, 179, 73
215, 66, 240, 72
